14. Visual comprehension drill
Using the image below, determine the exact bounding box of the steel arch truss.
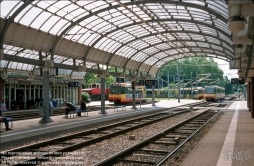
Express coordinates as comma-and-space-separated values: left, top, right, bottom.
0, 0, 232, 76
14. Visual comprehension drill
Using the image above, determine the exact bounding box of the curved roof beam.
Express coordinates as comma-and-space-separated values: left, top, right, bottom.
127, 39, 233, 72
154, 55, 229, 76
107, 31, 230, 67
86, 19, 231, 64
50, 1, 228, 63
146, 49, 230, 74
5, 48, 26, 72
0, 0, 33, 50
136, 40, 234, 70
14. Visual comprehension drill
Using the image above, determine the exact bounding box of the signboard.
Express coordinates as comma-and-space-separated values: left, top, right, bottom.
68, 82, 79, 87
49, 68, 58, 76
231, 78, 244, 84
33, 68, 58, 76
145, 80, 158, 86
137, 80, 145, 86
229, 59, 241, 69
116, 77, 124, 83
34, 68, 42, 76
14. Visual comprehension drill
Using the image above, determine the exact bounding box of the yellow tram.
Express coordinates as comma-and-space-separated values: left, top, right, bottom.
108, 83, 146, 105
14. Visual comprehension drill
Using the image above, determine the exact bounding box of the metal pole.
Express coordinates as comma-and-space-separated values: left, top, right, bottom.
196, 71, 198, 99
173, 75, 175, 98
161, 77, 163, 88
191, 72, 193, 98
152, 85, 155, 106
178, 60, 180, 103
39, 68, 53, 123
132, 80, 137, 109
167, 71, 169, 100
157, 78, 159, 99
183, 75, 184, 98
98, 76, 108, 114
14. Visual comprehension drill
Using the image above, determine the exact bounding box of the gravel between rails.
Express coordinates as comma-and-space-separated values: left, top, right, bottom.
38, 110, 204, 166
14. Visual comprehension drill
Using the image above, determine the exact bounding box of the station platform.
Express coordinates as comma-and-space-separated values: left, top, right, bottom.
181, 99, 253, 166
0, 99, 203, 149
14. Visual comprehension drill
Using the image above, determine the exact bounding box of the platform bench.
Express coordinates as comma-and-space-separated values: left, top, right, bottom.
0, 117, 14, 129
68, 110, 89, 118
114, 105, 126, 112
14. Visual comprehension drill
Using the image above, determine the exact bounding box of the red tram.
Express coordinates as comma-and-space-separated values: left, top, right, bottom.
82, 83, 109, 101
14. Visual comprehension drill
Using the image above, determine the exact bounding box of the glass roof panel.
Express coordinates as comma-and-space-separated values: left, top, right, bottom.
0, 1, 22, 18
30, 11, 51, 29
0, 0, 232, 75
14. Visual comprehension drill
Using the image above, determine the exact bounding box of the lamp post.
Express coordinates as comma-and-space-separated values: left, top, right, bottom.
191, 72, 193, 98
167, 71, 169, 100
178, 60, 180, 103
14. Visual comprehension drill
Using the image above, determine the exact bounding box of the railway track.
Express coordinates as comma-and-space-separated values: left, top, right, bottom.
95, 102, 231, 165
2, 95, 236, 121
0, 102, 210, 165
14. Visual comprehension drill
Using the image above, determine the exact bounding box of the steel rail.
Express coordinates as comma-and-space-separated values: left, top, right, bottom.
94, 102, 228, 166
1, 103, 203, 165
155, 101, 232, 165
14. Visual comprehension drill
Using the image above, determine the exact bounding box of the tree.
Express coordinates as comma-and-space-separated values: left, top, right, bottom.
158, 57, 232, 90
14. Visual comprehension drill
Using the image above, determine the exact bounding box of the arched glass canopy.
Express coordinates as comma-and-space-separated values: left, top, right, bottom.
0, 0, 233, 78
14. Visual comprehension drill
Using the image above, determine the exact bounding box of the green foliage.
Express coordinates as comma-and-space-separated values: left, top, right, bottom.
106, 75, 114, 87
82, 92, 90, 103
82, 67, 118, 88
158, 57, 228, 88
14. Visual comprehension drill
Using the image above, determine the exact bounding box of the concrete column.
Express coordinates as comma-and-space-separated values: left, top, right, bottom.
251, 78, 254, 118
24, 85, 26, 108
167, 71, 169, 100
39, 68, 53, 123
191, 72, 193, 98
152, 85, 155, 106
132, 80, 137, 109
0, 82, 3, 103
98, 76, 108, 114
178, 60, 180, 103
247, 83, 250, 109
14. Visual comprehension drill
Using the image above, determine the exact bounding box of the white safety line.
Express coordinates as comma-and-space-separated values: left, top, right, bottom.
0, 107, 158, 138
217, 102, 239, 166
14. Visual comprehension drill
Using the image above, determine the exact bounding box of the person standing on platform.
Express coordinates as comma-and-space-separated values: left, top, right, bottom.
76, 100, 87, 116
0, 108, 12, 131
62, 100, 75, 118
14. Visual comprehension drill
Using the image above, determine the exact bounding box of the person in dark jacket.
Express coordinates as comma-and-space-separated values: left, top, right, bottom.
76, 100, 87, 116
0, 108, 12, 131
62, 100, 76, 118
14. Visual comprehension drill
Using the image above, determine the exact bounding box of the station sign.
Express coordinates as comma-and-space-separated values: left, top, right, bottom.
33, 67, 58, 76
116, 77, 124, 83
145, 80, 158, 86
231, 78, 244, 84
137, 80, 145, 86
68, 82, 79, 87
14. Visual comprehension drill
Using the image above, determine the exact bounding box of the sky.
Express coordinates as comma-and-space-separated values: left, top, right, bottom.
213, 58, 238, 79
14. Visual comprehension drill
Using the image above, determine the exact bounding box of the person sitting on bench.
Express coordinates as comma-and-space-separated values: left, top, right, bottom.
62, 100, 76, 118
75, 100, 87, 116
0, 108, 12, 131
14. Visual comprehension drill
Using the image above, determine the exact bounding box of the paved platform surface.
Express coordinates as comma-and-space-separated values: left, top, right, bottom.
180, 99, 253, 166
0, 99, 203, 149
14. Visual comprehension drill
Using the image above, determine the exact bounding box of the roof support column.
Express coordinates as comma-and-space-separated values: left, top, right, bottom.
98, 71, 108, 114
39, 66, 53, 123
251, 78, 254, 118
131, 78, 137, 109
39, 60, 54, 123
